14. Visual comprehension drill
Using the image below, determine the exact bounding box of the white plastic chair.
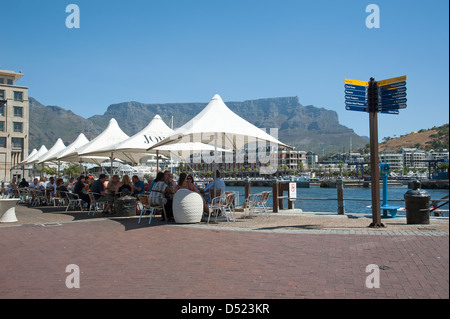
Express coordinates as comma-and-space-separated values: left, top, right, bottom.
63, 191, 84, 212
138, 195, 166, 224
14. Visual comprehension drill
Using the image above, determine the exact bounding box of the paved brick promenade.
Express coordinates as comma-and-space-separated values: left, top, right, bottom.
0, 215, 448, 300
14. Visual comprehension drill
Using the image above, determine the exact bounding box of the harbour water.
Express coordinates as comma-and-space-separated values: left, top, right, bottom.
226, 185, 449, 216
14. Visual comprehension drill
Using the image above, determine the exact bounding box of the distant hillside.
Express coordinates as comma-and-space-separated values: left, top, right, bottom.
29, 96, 369, 154
379, 124, 449, 152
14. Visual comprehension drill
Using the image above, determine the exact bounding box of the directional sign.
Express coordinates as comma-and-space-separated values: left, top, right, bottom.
345, 105, 368, 112
345, 89, 366, 97
345, 100, 367, 107
380, 86, 407, 95
379, 103, 407, 110
345, 79, 369, 112
379, 91, 407, 99
345, 95, 366, 102
345, 79, 369, 87
380, 109, 399, 115
377, 75, 407, 87
379, 98, 407, 106
379, 81, 406, 90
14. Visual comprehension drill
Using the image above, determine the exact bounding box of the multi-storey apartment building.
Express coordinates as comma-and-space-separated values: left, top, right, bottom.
0, 69, 29, 181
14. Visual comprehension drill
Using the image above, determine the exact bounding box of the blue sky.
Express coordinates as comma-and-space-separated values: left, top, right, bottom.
1, 0, 449, 142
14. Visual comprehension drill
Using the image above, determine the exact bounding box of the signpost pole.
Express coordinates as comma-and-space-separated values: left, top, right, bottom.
368, 77, 384, 227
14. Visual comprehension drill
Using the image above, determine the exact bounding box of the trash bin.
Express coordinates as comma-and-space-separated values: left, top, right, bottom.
114, 196, 137, 216
404, 180, 430, 224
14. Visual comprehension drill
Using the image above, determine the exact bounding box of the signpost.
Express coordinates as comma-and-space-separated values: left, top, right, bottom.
344, 75, 407, 227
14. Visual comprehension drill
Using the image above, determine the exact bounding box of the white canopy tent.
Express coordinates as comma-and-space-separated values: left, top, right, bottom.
21, 148, 37, 165
37, 138, 66, 164
59, 118, 130, 172
148, 94, 289, 151
21, 145, 48, 165
148, 94, 290, 222
82, 114, 174, 164
79, 114, 231, 172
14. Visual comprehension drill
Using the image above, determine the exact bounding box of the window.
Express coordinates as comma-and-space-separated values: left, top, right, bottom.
0, 78, 3, 84
0, 90, 4, 100
0, 121, 4, 131
0, 105, 4, 116
0, 137, 6, 148
14, 91, 23, 101
12, 138, 24, 151
14, 106, 23, 117
7, 79, 13, 85
13, 122, 23, 133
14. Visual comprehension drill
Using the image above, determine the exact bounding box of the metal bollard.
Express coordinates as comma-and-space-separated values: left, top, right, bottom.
337, 179, 345, 215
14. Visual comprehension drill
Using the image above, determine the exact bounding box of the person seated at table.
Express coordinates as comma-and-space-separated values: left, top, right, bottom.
46, 176, 57, 196
66, 177, 75, 192
85, 176, 95, 191
90, 174, 111, 213
149, 172, 174, 222
56, 178, 68, 193
73, 175, 90, 206
115, 174, 133, 196
54, 178, 68, 205
177, 173, 209, 215
7, 177, 18, 195
18, 178, 29, 188
106, 175, 120, 195
131, 175, 145, 196
145, 177, 153, 192
203, 170, 226, 202
29, 178, 39, 189
177, 173, 199, 192
37, 177, 47, 191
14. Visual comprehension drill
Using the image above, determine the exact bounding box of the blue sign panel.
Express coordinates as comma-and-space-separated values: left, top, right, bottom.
380, 109, 399, 115
345, 105, 368, 112
345, 100, 367, 107
379, 91, 407, 99
379, 81, 406, 89
379, 103, 407, 110
379, 98, 407, 106
345, 84, 367, 91
345, 89, 366, 97
345, 95, 367, 102
379, 86, 407, 94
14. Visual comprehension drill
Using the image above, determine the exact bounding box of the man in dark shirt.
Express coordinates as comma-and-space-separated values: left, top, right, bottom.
74, 175, 90, 206
90, 174, 107, 200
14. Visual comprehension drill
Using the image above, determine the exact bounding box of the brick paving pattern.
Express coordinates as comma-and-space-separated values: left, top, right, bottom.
0, 217, 448, 299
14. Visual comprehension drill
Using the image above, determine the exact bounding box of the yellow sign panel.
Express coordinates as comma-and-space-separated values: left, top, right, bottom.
377, 75, 407, 87
344, 79, 369, 87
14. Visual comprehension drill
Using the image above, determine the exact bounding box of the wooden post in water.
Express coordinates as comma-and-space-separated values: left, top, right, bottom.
244, 180, 251, 208
337, 178, 345, 215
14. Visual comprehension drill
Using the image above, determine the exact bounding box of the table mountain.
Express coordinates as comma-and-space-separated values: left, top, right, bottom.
29, 96, 368, 155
